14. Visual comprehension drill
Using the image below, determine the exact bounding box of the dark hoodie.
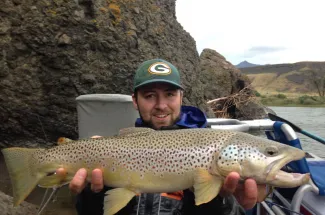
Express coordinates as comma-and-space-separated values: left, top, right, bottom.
76, 106, 245, 215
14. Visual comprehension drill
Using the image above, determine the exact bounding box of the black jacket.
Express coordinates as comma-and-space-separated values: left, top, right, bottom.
76, 186, 245, 215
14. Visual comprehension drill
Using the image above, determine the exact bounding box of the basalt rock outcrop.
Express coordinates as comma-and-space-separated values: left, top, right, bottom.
0, 0, 265, 148
198, 49, 268, 120
0, 191, 38, 215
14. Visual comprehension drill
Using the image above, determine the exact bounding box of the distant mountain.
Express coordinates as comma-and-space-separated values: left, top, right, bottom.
240, 61, 325, 75
235, 61, 260, 68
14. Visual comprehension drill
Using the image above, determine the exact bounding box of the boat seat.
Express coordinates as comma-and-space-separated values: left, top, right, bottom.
288, 159, 325, 195
307, 161, 325, 190
266, 121, 325, 196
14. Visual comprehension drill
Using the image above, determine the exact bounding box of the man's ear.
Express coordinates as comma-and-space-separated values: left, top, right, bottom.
180, 90, 183, 105
132, 93, 138, 110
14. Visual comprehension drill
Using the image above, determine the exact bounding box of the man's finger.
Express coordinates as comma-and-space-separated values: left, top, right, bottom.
257, 184, 269, 202
69, 168, 87, 194
91, 169, 104, 193
242, 179, 258, 209
220, 172, 240, 196
56, 168, 67, 177
91, 135, 102, 138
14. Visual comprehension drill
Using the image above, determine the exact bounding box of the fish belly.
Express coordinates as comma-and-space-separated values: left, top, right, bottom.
102, 168, 195, 193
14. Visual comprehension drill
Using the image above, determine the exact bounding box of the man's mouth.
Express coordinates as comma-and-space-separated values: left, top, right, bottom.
154, 114, 169, 119
155, 114, 168, 118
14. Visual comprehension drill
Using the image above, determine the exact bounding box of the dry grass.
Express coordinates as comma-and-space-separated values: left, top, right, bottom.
207, 86, 257, 118
246, 71, 316, 96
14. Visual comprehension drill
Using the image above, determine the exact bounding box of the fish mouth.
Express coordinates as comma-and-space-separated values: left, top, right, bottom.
266, 152, 310, 187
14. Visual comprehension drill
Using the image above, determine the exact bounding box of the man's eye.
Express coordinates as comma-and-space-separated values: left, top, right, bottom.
145, 94, 155, 99
167, 93, 175, 97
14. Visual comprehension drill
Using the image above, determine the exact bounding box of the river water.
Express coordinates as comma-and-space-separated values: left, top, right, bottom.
270, 106, 325, 158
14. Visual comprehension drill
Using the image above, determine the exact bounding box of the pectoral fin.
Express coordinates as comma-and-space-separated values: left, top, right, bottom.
103, 188, 137, 215
57, 137, 73, 145
193, 168, 223, 205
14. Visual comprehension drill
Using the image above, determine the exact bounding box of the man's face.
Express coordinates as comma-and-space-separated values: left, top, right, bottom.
132, 83, 183, 130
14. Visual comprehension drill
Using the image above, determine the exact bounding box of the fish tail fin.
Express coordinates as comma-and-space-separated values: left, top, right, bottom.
1, 147, 46, 206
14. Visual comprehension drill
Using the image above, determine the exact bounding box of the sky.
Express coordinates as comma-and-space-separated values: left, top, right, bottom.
175, 0, 325, 65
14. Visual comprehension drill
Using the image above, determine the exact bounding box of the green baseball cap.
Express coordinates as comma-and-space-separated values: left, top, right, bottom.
133, 59, 184, 91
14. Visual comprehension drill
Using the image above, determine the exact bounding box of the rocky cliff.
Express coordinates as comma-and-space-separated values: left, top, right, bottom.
0, 0, 264, 148
199, 49, 268, 119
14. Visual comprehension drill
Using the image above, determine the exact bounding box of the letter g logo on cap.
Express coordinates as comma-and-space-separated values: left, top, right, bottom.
148, 63, 172, 75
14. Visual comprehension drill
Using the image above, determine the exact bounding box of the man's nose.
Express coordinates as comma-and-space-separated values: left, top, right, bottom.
155, 97, 168, 110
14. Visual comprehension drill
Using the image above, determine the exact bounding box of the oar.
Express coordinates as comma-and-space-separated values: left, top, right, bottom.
268, 113, 325, 145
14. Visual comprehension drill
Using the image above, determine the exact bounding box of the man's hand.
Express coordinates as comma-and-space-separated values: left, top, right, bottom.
219, 172, 268, 209
67, 168, 104, 194
58, 135, 105, 194
56, 168, 104, 194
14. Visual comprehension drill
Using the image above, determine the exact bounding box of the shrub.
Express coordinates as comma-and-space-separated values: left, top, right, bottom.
302, 98, 318, 105
254, 90, 261, 97
276, 94, 287, 99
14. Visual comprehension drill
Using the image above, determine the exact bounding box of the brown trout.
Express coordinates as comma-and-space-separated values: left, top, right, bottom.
2, 128, 310, 215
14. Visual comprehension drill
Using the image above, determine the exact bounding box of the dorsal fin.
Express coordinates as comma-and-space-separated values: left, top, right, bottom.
57, 137, 73, 145
118, 127, 155, 136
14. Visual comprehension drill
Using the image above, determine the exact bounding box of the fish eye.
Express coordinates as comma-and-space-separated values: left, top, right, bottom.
265, 146, 278, 156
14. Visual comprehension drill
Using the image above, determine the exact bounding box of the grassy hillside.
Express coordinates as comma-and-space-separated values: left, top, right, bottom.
256, 93, 325, 107
240, 61, 325, 96
239, 61, 325, 106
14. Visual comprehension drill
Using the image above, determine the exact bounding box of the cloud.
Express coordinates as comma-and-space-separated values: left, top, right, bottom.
248, 46, 287, 53
175, 0, 325, 65
243, 46, 287, 58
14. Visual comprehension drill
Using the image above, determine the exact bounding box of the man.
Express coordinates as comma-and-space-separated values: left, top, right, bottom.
57, 59, 267, 214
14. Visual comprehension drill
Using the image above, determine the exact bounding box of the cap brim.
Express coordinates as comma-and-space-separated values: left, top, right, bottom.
133, 79, 184, 91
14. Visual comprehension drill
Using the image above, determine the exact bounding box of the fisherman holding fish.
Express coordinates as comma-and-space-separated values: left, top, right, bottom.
66, 59, 268, 215
3, 58, 309, 215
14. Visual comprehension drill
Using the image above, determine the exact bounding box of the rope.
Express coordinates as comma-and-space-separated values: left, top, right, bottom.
264, 200, 304, 215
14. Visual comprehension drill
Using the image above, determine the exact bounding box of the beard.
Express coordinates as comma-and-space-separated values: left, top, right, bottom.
137, 108, 181, 130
